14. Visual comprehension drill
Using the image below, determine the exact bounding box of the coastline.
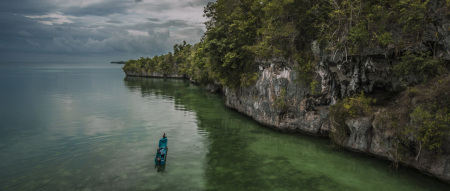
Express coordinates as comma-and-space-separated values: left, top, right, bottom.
123, 70, 450, 184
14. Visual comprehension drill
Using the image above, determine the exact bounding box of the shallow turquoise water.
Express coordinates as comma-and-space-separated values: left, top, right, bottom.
0, 63, 448, 190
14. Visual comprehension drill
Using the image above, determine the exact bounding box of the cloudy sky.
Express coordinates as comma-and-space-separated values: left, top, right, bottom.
0, 0, 211, 63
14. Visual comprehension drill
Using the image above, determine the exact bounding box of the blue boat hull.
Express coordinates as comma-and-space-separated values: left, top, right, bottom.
155, 147, 168, 165
155, 137, 168, 165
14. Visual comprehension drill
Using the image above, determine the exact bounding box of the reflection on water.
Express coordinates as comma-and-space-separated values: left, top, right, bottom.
155, 165, 166, 173
0, 66, 448, 190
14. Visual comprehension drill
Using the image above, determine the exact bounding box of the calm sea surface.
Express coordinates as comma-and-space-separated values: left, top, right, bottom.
0, 63, 448, 190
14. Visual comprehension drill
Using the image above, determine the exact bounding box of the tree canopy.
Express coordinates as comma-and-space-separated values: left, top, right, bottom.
123, 0, 449, 87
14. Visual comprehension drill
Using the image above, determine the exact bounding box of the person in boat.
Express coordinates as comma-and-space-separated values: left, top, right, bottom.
157, 134, 167, 154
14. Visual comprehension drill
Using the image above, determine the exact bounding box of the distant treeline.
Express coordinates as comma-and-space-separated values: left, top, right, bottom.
111, 61, 126, 64
123, 0, 450, 87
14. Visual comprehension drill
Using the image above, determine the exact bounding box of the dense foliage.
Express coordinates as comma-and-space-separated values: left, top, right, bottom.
394, 51, 446, 83
123, 0, 449, 88
402, 76, 450, 160
369, 75, 450, 163
406, 106, 450, 160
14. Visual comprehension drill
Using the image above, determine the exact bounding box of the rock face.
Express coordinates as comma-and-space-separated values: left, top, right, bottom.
225, 55, 404, 134
345, 117, 372, 151
370, 110, 450, 183
225, 59, 330, 135
224, 55, 450, 183
223, 0, 450, 182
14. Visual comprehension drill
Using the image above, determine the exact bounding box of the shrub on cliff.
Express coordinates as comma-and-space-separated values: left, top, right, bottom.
405, 106, 450, 161
378, 74, 450, 162
406, 75, 450, 160
394, 51, 446, 83
329, 91, 376, 145
273, 87, 288, 112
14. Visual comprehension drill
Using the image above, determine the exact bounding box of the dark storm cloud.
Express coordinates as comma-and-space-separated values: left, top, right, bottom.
0, 0, 211, 62
0, 13, 54, 52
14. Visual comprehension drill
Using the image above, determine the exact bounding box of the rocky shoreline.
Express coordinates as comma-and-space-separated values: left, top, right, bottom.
124, 56, 450, 183
223, 57, 450, 183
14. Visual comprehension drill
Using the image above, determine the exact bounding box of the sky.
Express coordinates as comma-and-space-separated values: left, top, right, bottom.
0, 0, 211, 63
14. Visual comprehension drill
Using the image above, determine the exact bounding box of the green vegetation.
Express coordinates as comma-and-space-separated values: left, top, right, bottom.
123, 0, 448, 89
320, 0, 440, 56
402, 76, 450, 160
310, 79, 319, 95
394, 51, 446, 82
329, 91, 376, 144
406, 106, 450, 160
370, 75, 450, 164
122, 54, 176, 76
330, 73, 450, 161
294, 54, 316, 86
273, 87, 288, 112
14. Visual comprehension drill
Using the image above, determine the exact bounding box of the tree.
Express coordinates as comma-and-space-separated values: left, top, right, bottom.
202, 0, 259, 87
407, 106, 450, 161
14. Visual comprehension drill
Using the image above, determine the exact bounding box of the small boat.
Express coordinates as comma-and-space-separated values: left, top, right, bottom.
155, 134, 168, 165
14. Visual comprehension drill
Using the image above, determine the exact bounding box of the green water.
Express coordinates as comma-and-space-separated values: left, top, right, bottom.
0, 63, 448, 190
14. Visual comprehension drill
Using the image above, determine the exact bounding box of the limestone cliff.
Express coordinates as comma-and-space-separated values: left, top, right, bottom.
225, 59, 330, 135
225, 54, 406, 134
224, 52, 450, 183
223, 1, 450, 182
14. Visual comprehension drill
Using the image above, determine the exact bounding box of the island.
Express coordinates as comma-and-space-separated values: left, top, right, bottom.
110, 61, 126, 64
